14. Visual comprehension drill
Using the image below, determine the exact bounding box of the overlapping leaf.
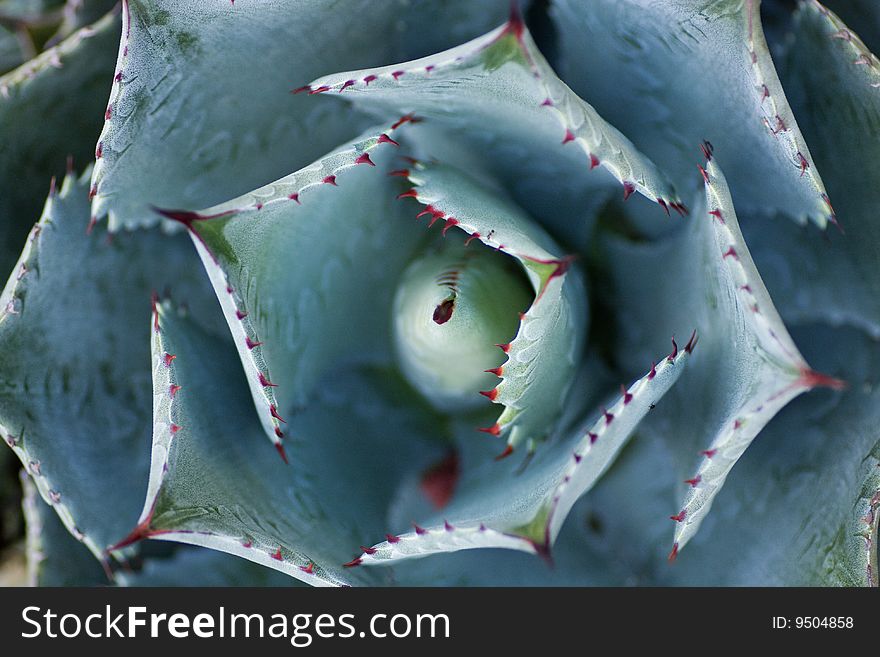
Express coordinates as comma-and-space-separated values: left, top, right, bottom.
161, 123, 428, 454
0, 9, 117, 277
0, 169, 222, 571
305, 9, 684, 239
90, 0, 510, 230
551, 0, 832, 227
126, 301, 457, 586
745, 2, 880, 338
601, 155, 835, 556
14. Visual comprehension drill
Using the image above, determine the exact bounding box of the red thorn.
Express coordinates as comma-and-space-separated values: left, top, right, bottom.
444, 520, 455, 532
722, 246, 738, 259
670, 510, 686, 523
397, 189, 418, 200
670, 202, 689, 217
258, 372, 277, 387
507, 0, 525, 38
648, 361, 657, 380
622, 181, 636, 201
163, 352, 176, 367
339, 79, 355, 92
322, 175, 337, 186
495, 444, 515, 461
464, 232, 481, 246
603, 408, 614, 425
343, 557, 362, 568
300, 562, 315, 574
242, 540, 252, 548
153, 207, 233, 228
658, 198, 669, 215
441, 218, 460, 236
413, 524, 427, 535
275, 443, 289, 465
389, 169, 410, 178
821, 193, 842, 233
246, 337, 263, 350
271, 547, 283, 561
684, 329, 698, 354
709, 209, 724, 223
496, 343, 511, 353
700, 140, 714, 161
416, 207, 433, 219
354, 153, 375, 166
668, 543, 679, 562
479, 423, 502, 436
360, 545, 378, 555
669, 336, 679, 361
621, 384, 633, 405
573, 453, 582, 463
698, 164, 710, 184
105, 105, 112, 120
89, 184, 98, 201
308, 85, 331, 95
107, 511, 158, 553
288, 193, 300, 203
292, 85, 311, 94
485, 366, 504, 377
391, 70, 405, 80
236, 309, 248, 320
170, 424, 181, 434
270, 405, 286, 423
588, 432, 598, 444
169, 384, 181, 398
701, 449, 717, 458
480, 389, 499, 401
391, 113, 418, 130
685, 475, 701, 487
797, 152, 808, 177
524, 254, 576, 302
274, 427, 284, 439
562, 129, 575, 144
96, 142, 103, 159
364, 74, 377, 85
798, 369, 847, 391
541, 98, 553, 107
734, 419, 743, 430
386, 534, 400, 544
589, 154, 600, 170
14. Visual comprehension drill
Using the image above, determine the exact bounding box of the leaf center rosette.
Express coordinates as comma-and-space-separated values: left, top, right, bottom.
391, 235, 533, 411
104, 13, 706, 584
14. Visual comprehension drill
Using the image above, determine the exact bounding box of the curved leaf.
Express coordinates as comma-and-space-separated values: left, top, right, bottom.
748, 2, 880, 337
0, 10, 118, 277
161, 122, 427, 454
307, 11, 683, 215
399, 160, 587, 453
124, 301, 459, 586
0, 169, 222, 570
551, 0, 833, 227
90, 0, 511, 230
21, 472, 108, 586
601, 154, 832, 556
348, 344, 692, 567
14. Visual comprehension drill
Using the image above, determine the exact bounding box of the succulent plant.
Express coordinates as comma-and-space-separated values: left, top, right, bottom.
0, 0, 877, 587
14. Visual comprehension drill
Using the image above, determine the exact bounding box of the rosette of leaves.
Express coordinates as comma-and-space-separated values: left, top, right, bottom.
0, 0, 877, 587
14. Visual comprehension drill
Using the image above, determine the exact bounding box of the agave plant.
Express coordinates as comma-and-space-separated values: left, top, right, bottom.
0, 0, 877, 587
